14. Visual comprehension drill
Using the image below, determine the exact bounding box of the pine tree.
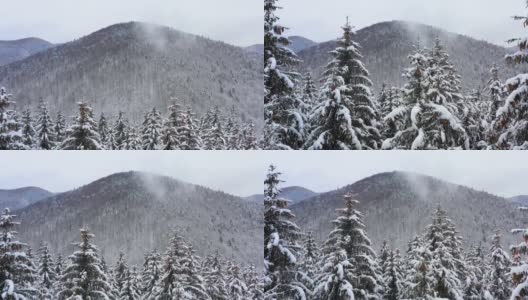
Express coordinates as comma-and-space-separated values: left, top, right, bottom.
486, 65, 505, 147
487, 231, 510, 300
307, 19, 381, 150
55, 254, 64, 278
263, 165, 306, 299
225, 110, 242, 150
320, 193, 382, 300
21, 109, 36, 149
141, 108, 162, 150
57, 228, 111, 299
264, 0, 305, 150
0, 87, 25, 150
54, 112, 66, 147
0, 208, 39, 299
175, 106, 202, 150
36, 100, 55, 150
60, 103, 102, 150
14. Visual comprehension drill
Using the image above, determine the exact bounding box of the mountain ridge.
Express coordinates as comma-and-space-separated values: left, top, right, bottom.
0, 186, 54, 211
15, 171, 262, 266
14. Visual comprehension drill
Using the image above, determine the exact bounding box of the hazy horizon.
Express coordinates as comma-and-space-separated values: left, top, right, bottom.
1, 152, 527, 199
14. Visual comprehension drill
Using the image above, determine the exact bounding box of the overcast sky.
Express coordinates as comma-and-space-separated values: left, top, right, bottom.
281, 0, 527, 46
0, 151, 527, 198
0, 0, 260, 47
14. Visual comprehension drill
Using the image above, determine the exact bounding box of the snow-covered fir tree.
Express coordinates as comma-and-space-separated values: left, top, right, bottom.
494, 3, 528, 149
510, 206, 528, 299
263, 165, 306, 299
486, 65, 505, 144
382, 46, 468, 150
161, 103, 184, 150
203, 254, 229, 300
98, 113, 110, 148
36, 100, 55, 150
113, 111, 128, 150
383, 249, 403, 300
0, 208, 38, 299
60, 102, 102, 150
21, 109, 36, 149
119, 268, 140, 300
141, 108, 162, 150
203, 106, 226, 150
402, 235, 434, 299
113, 252, 129, 294
486, 231, 510, 300
37, 242, 56, 299
240, 123, 258, 150
177, 106, 202, 150
54, 112, 66, 146
264, 0, 306, 150
124, 127, 142, 150
227, 263, 248, 300
0, 87, 25, 150
319, 193, 382, 299
303, 72, 318, 113
306, 19, 381, 150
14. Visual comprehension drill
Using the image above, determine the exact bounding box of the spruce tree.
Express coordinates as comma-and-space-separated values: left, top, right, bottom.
140, 250, 161, 298
37, 242, 57, 298
141, 108, 162, 150
321, 193, 382, 299
402, 235, 434, 299
119, 269, 140, 300
124, 127, 142, 150
263, 165, 306, 299
303, 72, 318, 112
510, 206, 528, 299
495, 4, 528, 149
204, 254, 229, 300
54, 112, 66, 147
113, 112, 128, 150
264, 0, 305, 150
383, 249, 403, 300
487, 231, 510, 300
57, 228, 111, 299
0, 208, 39, 299
203, 106, 226, 150
0, 87, 25, 150
383, 48, 468, 149
306, 19, 381, 150
161, 103, 184, 150
21, 109, 36, 149
113, 252, 129, 294
60, 103, 102, 150
227, 263, 247, 300
98, 113, 110, 149
240, 123, 258, 150
36, 100, 55, 150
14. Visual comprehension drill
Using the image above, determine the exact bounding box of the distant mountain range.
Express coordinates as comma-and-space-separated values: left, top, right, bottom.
13, 171, 262, 266
0, 187, 53, 210
0, 22, 263, 127
244, 36, 316, 55
290, 171, 528, 251
510, 195, 528, 206
0, 38, 54, 66
246, 186, 318, 204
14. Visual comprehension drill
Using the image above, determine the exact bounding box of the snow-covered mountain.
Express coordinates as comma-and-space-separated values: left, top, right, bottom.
0, 187, 53, 210
246, 186, 318, 204
245, 44, 264, 54
0, 38, 54, 66
291, 171, 527, 251
288, 36, 318, 53
298, 20, 520, 92
0, 22, 263, 127
15, 171, 262, 266
510, 195, 528, 206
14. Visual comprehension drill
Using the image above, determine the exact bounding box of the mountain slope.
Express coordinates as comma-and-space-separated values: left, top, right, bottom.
16, 171, 263, 266
246, 186, 318, 204
0, 187, 53, 210
0, 38, 54, 66
298, 20, 519, 92
288, 36, 318, 53
291, 171, 526, 251
0, 22, 263, 126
